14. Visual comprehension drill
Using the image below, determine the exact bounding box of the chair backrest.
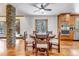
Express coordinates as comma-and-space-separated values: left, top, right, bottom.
35, 33, 49, 49
33, 31, 37, 34
35, 33, 49, 39
46, 31, 52, 34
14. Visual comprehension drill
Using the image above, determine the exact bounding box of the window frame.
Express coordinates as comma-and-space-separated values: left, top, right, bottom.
35, 17, 48, 32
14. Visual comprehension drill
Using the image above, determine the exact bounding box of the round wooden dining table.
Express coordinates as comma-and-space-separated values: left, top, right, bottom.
30, 34, 56, 39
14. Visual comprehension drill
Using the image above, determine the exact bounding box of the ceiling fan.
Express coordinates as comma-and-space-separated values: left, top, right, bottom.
32, 3, 52, 13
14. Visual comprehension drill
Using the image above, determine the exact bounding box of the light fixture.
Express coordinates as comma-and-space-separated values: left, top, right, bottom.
40, 9, 44, 12
40, 9, 46, 14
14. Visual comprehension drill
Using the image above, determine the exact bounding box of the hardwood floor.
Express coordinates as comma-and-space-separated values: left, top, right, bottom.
0, 39, 79, 56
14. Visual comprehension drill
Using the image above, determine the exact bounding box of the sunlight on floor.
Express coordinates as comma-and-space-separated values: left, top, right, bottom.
0, 39, 7, 55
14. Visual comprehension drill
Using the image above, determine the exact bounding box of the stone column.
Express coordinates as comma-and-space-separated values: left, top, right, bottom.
6, 4, 16, 55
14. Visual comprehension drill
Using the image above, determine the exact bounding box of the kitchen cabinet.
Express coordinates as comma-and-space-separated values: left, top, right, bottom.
58, 13, 74, 41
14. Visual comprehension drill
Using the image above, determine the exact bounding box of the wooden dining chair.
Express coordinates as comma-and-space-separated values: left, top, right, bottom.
35, 33, 49, 56
33, 31, 37, 49
24, 31, 34, 51
50, 32, 60, 53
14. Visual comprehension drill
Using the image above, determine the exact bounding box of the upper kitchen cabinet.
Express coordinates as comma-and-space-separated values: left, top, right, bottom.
58, 13, 75, 41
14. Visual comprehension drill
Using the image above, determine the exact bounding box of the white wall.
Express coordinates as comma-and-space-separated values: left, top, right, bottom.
48, 16, 58, 37
0, 16, 58, 40
0, 17, 6, 21
73, 4, 79, 13
23, 16, 58, 40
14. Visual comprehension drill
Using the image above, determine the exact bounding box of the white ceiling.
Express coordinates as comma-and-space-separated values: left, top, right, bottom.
0, 3, 24, 16
0, 3, 76, 16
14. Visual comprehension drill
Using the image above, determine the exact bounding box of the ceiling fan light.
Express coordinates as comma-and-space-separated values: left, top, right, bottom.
40, 9, 44, 12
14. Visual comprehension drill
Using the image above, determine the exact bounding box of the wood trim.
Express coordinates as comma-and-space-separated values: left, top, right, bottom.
0, 16, 24, 17
58, 13, 71, 16
58, 13, 79, 16
46, 16, 48, 32
34, 16, 36, 31
57, 15, 59, 34
71, 14, 79, 16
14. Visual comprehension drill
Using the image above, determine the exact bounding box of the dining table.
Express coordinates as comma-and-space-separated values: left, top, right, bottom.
30, 33, 56, 40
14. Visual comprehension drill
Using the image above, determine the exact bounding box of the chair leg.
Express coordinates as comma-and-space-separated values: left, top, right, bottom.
46, 49, 49, 56
32, 45, 34, 54
36, 48, 38, 56
25, 46, 26, 51
25, 43, 27, 52
58, 45, 60, 53
25, 44, 27, 56
49, 43, 51, 50
33, 44, 35, 50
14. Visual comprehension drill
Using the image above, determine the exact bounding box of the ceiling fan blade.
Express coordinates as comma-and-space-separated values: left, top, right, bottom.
44, 9, 52, 11
32, 4, 41, 9
41, 4, 45, 9
43, 3, 49, 8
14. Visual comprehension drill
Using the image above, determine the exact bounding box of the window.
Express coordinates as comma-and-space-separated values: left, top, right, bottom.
0, 19, 20, 37
0, 21, 6, 34
35, 19, 48, 32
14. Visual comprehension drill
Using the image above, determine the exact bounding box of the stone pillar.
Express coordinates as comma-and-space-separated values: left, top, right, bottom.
6, 4, 16, 55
